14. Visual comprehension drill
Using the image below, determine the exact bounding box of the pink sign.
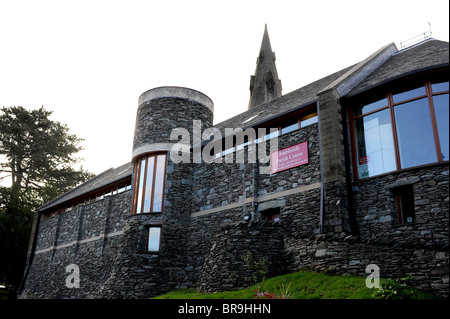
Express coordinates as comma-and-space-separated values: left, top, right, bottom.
271, 141, 309, 174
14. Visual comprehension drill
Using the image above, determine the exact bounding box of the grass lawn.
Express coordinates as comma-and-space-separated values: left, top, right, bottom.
153, 270, 435, 299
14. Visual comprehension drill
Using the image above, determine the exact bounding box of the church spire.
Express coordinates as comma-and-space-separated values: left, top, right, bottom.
248, 24, 282, 110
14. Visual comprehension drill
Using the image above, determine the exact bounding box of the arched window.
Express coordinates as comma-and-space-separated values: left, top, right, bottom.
131, 153, 167, 214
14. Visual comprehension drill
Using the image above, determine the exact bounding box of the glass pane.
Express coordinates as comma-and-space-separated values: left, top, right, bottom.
432, 81, 449, 93
135, 158, 146, 214
394, 98, 438, 168
433, 94, 449, 161
353, 109, 396, 179
152, 154, 166, 212
353, 98, 388, 117
264, 128, 279, 141
393, 86, 426, 104
148, 227, 161, 252
301, 114, 318, 127
281, 121, 298, 135
143, 156, 155, 213
222, 147, 235, 156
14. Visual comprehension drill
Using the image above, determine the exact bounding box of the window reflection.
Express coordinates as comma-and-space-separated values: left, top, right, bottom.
135, 158, 146, 214
132, 153, 166, 214
353, 98, 388, 117
300, 113, 318, 127
352, 80, 449, 179
354, 109, 396, 178
433, 93, 449, 161
432, 81, 449, 93
147, 227, 161, 252
394, 98, 437, 168
281, 120, 298, 134
153, 155, 166, 212
393, 86, 426, 104
143, 156, 155, 213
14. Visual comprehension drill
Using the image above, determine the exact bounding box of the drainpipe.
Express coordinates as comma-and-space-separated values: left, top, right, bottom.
317, 103, 325, 235
249, 142, 259, 226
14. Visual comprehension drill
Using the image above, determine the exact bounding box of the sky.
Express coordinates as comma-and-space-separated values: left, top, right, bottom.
0, 0, 449, 179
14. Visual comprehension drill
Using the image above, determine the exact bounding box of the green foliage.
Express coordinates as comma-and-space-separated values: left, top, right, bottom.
243, 250, 269, 284
0, 106, 94, 206
0, 187, 33, 289
153, 271, 436, 299
254, 281, 292, 299
0, 105, 94, 290
372, 276, 434, 299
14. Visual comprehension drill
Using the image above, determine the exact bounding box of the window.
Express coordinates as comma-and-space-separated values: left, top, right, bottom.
261, 207, 280, 222
131, 153, 167, 214
353, 108, 396, 178
392, 185, 415, 224
300, 112, 318, 127
433, 93, 449, 161
394, 97, 437, 168
351, 80, 449, 179
281, 118, 299, 135
279, 111, 318, 135
147, 227, 161, 252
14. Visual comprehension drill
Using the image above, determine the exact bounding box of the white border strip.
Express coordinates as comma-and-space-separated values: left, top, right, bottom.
34, 230, 123, 255
191, 182, 321, 218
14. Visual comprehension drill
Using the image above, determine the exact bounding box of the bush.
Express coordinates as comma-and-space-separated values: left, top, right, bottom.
373, 276, 420, 299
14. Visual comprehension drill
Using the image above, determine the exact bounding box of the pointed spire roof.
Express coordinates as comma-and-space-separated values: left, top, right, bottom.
248, 24, 282, 110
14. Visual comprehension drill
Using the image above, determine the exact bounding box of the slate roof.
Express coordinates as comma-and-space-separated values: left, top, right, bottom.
348, 39, 449, 96
38, 162, 133, 212
215, 63, 356, 130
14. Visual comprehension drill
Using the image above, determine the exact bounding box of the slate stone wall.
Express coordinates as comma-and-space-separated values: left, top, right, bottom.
352, 164, 449, 248
20, 191, 131, 298
284, 235, 449, 297
133, 95, 213, 153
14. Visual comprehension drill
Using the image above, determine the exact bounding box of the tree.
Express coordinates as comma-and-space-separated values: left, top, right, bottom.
0, 105, 94, 291
0, 106, 94, 205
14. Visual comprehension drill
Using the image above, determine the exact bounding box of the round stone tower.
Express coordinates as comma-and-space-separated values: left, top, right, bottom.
132, 86, 214, 162
109, 87, 214, 298
96, 87, 214, 298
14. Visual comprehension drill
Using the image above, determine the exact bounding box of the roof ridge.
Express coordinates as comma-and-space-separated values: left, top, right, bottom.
319, 42, 397, 97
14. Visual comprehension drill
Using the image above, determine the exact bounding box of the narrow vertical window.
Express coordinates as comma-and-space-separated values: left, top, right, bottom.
132, 153, 167, 214
135, 158, 146, 214
393, 185, 415, 224
147, 227, 161, 252
153, 154, 166, 212
143, 156, 155, 213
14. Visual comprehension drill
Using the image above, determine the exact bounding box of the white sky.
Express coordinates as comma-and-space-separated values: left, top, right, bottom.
0, 0, 449, 178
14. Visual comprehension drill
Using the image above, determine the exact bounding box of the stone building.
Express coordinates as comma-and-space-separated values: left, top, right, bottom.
20, 27, 449, 298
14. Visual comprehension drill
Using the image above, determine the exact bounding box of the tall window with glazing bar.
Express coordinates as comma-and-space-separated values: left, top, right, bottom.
131, 153, 167, 214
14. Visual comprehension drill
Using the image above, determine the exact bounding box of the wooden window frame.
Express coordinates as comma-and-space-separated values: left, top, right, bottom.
393, 185, 415, 225
131, 152, 167, 215
349, 80, 449, 180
